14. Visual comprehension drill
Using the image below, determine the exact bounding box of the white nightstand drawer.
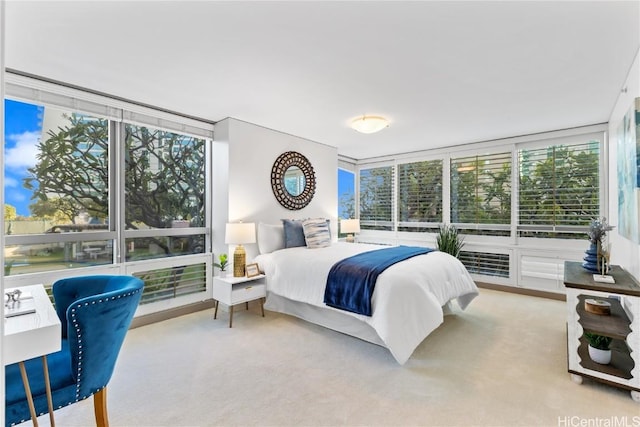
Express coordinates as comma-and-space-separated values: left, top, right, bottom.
213, 274, 267, 328
230, 283, 265, 304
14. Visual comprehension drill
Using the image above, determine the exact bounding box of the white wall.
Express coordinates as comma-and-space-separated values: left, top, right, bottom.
608, 47, 640, 279
215, 118, 338, 262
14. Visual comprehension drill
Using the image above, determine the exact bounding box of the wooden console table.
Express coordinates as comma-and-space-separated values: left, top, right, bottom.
563, 261, 640, 402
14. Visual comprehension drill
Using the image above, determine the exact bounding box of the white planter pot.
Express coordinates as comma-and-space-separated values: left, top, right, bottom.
588, 345, 612, 365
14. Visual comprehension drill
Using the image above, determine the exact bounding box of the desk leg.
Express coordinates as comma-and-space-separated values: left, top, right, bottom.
42, 356, 56, 427
18, 362, 39, 427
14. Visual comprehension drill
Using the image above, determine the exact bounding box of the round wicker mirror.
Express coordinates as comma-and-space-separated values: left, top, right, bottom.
270, 151, 316, 210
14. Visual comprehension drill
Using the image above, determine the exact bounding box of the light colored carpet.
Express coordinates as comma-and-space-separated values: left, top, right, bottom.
23, 289, 640, 427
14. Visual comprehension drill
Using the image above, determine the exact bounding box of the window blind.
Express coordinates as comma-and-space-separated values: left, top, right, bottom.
518, 140, 600, 236
359, 165, 394, 231
450, 152, 512, 225
397, 160, 442, 230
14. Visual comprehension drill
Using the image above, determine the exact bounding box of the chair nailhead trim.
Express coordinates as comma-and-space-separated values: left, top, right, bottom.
70, 288, 142, 400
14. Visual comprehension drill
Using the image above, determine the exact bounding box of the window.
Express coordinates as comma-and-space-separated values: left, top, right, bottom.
4, 99, 114, 275
4, 78, 213, 309
359, 165, 394, 231
397, 160, 442, 232
518, 140, 600, 238
124, 124, 206, 260
450, 152, 511, 236
338, 168, 355, 220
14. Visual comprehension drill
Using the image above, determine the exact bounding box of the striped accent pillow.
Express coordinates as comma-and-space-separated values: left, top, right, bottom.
302, 218, 331, 249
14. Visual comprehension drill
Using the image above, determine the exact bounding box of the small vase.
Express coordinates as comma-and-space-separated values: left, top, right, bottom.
582, 242, 600, 273
588, 345, 611, 365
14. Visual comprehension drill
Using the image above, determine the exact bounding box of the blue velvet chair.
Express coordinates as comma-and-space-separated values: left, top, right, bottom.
5, 275, 144, 427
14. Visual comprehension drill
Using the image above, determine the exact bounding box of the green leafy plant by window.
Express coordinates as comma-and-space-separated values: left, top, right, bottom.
584, 332, 612, 350
436, 223, 464, 258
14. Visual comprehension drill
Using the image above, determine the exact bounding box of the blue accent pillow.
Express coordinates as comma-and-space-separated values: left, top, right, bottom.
282, 219, 307, 248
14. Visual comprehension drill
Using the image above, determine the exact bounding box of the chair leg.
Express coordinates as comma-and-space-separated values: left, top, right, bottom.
93, 387, 109, 427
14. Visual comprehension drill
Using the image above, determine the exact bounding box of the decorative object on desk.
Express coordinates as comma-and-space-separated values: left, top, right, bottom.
5, 288, 22, 302
583, 217, 614, 272
340, 218, 360, 243
4, 298, 36, 318
246, 262, 260, 278
584, 332, 613, 365
436, 223, 464, 258
214, 253, 229, 276
584, 298, 612, 315
226, 222, 256, 277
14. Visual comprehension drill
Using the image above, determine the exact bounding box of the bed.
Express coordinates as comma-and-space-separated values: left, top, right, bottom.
254, 221, 479, 364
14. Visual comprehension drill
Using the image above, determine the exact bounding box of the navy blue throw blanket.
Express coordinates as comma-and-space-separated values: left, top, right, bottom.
324, 246, 434, 316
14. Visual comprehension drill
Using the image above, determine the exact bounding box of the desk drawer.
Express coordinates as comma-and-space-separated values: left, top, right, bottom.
230, 283, 265, 304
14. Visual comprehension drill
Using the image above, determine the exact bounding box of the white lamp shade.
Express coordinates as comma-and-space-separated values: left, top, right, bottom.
225, 222, 256, 244
340, 219, 361, 234
350, 116, 389, 134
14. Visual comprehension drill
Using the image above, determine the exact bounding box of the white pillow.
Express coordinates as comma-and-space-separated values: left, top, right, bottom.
302, 218, 331, 249
257, 222, 285, 254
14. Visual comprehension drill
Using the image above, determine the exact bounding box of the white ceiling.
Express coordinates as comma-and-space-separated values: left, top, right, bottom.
5, 1, 639, 159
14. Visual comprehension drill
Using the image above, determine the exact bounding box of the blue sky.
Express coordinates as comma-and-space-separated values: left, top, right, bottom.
4, 99, 43, 216
337, 168, 354, 218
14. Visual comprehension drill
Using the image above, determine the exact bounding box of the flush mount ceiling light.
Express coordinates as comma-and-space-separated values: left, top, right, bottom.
350, 115, 389, 134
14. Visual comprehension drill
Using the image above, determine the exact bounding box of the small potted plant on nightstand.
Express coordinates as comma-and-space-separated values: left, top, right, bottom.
213, 253, 229, 277
584, 332, 613, 365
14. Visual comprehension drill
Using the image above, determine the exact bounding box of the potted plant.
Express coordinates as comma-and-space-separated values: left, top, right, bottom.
213, 253, 229, 277
436, 223, 464, 258
584, 332, 613, 365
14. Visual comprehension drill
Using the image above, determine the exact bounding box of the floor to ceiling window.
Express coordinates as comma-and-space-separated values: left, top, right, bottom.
4, 99, 114, 275
3, 78, 214, 310
352, 129, 605, 288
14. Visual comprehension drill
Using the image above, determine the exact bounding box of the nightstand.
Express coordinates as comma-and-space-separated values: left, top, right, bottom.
212, 274, 266, 328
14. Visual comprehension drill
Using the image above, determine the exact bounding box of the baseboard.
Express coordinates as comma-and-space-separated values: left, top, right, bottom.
130, 299, 215, 329
476, 281, 566, 301
130, 282, 565, 329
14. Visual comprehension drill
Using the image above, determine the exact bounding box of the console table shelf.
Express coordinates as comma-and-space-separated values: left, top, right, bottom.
576, 295, 631, 340
563, 261, 640, 402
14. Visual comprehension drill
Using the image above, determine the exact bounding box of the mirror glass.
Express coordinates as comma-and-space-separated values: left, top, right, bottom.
284, 166, 306, 196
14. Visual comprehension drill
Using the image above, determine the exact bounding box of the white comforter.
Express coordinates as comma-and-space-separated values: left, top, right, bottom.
255, 242, 479, 364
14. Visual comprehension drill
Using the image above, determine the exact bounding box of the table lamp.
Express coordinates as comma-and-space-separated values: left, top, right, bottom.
341, 219, 360, 243
225, 222, 256, 277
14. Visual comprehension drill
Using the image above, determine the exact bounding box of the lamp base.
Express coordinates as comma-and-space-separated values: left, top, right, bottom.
346, 234, 355, 243
233, 245, 246, 277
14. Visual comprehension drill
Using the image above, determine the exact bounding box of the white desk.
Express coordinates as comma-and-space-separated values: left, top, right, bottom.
4, 285, 61, 365
4, 284, 62, 427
